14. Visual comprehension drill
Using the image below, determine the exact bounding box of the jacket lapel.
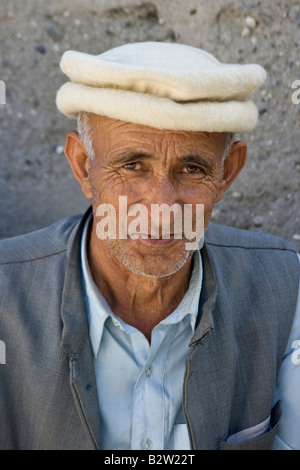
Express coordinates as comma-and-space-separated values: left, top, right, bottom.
190, 244, 217, 346
60, 207, 102, 449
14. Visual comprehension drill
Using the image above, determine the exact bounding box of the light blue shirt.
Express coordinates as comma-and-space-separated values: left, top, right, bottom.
81, 216, 202, 450
81, 216, 300, 450
272, 253, 300, 450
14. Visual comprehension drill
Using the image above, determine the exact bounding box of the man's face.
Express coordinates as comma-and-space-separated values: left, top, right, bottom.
84, 115, 229, 277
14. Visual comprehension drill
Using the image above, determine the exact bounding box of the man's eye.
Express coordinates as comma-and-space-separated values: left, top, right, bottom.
124, 162, 141, 170
182, 165, 202, 174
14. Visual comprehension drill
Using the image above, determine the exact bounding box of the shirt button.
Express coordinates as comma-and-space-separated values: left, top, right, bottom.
142, 438, 152, 450
145, 366, 152, 377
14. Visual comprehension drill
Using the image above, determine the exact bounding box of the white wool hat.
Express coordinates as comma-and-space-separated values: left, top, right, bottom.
56, 41, 266, 132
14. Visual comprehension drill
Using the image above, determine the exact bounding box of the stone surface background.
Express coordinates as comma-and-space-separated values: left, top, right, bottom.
0, 0, 299, 249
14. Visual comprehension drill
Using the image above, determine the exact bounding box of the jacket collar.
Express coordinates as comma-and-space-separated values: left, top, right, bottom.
189, 243, 217, 346
60, 206, 92, 357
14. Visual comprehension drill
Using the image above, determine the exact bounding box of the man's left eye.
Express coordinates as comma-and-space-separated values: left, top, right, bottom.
124, 162, 140, 170
183, 165, 201, 174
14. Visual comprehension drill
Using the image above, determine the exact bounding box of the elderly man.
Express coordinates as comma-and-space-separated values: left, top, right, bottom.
0, 42, 299, 451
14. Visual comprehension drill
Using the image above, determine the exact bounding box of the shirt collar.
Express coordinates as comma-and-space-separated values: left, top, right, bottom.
80, 214, 203, 358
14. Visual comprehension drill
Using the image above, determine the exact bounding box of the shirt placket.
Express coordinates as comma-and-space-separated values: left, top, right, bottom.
130, 324, 174, 450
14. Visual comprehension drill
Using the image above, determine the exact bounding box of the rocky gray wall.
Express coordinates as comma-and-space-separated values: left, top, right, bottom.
0, 0, 299, 249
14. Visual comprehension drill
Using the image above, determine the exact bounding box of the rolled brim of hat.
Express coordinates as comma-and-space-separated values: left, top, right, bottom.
57, 81, 260, 133
56, 42, 267, 132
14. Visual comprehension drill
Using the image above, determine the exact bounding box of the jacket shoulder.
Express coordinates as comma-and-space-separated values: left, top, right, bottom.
0, 213, 83, 264
205, 222, 297, 252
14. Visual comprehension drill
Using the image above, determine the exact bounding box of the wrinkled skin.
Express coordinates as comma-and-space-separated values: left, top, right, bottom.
65, 114, 246, 340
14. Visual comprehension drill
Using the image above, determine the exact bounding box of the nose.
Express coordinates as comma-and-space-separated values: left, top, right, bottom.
146, 174, 177, 207
144, 175, 182, 236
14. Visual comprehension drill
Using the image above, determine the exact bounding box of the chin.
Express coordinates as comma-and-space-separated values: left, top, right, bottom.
107, 238, 193, 278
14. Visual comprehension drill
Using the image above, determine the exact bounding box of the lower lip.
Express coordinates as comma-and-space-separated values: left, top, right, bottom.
136, 235, 178, 246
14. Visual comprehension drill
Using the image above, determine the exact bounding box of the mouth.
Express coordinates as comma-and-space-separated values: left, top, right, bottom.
132, 233, 179, 247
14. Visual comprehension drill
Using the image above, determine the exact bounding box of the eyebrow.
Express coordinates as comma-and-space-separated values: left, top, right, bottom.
179, 155, 215, 170
109, 151, 216, 169
109, 151, 156, 165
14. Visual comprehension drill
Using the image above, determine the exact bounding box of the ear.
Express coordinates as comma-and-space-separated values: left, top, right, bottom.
64, 131, 93, 199
215, 140, 247, 202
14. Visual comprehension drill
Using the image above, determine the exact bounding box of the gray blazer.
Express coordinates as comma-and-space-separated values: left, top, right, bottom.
0, 208, 299, 449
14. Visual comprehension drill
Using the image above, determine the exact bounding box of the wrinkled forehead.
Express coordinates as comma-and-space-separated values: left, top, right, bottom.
87, 113, 228, 159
